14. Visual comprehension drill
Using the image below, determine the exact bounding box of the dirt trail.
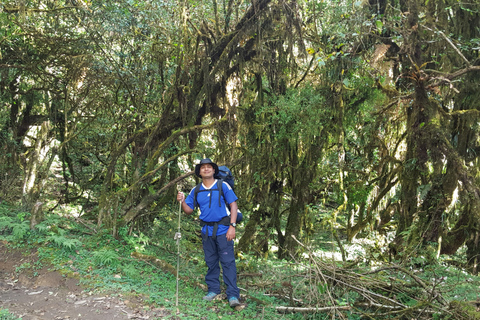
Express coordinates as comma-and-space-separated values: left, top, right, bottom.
0, 242, 169, 320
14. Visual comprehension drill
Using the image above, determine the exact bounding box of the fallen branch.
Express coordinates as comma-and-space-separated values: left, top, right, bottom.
276, 305, 351, 314
354, 302, 403, 310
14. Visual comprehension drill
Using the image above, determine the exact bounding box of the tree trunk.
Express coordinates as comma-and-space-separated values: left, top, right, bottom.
30, 201, 43, 230
466, 226, 480, 275
22, 120, 53, 211
395, 0, 424, 245
280, 152, 310, 259
237, 209, 263, 254
280, 191, 305, 259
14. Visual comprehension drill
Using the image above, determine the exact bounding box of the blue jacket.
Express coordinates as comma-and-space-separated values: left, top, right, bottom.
185, 180, 238, 236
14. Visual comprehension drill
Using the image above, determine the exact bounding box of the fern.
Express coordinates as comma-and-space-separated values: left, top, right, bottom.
0, 203, 15, 217
34, 222, 51, 234
12, 221, 30, 240
122, 263, 140, 279
93, 249, 120, 267
124, 231, 150, 252
34, 215, 66, 236
0, 216, 30, 240
61, 238, 82, 251
0, 216, 14, 232
48, 234, 82, 251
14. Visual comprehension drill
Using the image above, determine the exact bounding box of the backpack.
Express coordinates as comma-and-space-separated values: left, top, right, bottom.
193, 165, 243, 223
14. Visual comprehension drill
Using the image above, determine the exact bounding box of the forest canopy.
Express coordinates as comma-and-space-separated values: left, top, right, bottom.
2, 0, 480, 273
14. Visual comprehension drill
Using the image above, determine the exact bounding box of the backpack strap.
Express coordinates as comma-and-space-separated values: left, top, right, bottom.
218, 180, 223, 208
218, 180, 234, 212
194, 181, 228, 210
193, 183, 202, 210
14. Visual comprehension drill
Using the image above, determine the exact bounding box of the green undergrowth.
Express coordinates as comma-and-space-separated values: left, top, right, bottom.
0, 309, 21, 320
0, 203, 300, 319
1, 202, 480, 319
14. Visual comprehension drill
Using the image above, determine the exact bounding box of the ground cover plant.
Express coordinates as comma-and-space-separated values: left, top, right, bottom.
2, 202, 480, 319
0, 309, 20, 320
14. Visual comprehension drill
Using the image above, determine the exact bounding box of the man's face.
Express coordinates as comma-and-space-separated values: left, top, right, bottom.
200, 164, 214, 178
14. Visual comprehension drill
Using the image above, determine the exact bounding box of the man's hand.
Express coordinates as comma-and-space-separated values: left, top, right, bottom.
177, 191, 185, 202
177, 191, 194, 215
226, 226, 236, 241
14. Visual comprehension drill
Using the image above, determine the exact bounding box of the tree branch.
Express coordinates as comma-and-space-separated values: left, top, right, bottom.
434, 29, 471, 67
444, 66, 480, 80
122, 170, 195, 225
148, 119, 226, 169
2, 5, 81, 13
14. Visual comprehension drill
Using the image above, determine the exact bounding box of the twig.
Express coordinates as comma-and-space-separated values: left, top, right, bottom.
434, 29, 470, 67
423, 26, 472, 67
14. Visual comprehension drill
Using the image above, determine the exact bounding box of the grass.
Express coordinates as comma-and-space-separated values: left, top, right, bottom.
0, 309, 21, 320
1, 202, 480, 319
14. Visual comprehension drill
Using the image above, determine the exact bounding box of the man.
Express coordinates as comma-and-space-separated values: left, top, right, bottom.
176, 158, 241, 307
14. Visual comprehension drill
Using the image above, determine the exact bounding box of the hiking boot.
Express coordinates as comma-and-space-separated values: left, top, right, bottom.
203, 292, 218, 301
228, 297, 241, 307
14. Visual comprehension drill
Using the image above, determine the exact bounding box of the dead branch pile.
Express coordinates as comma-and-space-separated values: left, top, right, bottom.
271, 236, 479, 320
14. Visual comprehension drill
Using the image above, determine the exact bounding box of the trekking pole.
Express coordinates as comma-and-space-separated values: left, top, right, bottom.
175, 197, 182, 313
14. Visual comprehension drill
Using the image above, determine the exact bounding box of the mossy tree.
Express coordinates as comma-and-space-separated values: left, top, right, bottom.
2, 0, 480, 268
349, 0, 480, 270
